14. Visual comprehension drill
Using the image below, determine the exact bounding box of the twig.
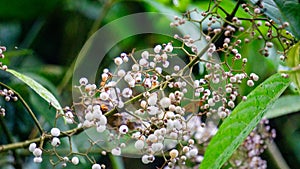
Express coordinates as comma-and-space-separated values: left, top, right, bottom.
0, 81, 44, 134
58, 0, 117, 94
88, 0, 117, 37
0, 127, 84, 152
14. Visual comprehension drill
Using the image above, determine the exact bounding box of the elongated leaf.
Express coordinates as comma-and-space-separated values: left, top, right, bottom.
200, 73, 290, 169
265, 95, 300, 119
286, 41, 300, 92
6, 69, 63, 113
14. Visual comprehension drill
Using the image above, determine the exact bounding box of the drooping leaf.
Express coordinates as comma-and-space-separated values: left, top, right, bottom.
264, 95, 300, 119
6, 69, 63, 113
200, 73, 290, 169
286, 41, 300, 92
258, 0, 300, 39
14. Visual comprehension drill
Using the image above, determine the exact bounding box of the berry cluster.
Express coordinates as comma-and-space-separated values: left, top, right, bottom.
173, 2, 295, 60
29, 143, 43, 163
0, 46, 7, 71
228, 119, 276, 169
28, 126, 96, 167
0, 88, 18, 117
65, 35, 261, 168
19, 1, 295, 169
0, 89, 18, 102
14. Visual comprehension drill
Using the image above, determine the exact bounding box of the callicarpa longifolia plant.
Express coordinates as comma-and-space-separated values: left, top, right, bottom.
0, 0, 299, 169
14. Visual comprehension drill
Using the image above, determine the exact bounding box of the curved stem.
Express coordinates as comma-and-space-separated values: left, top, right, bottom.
0, 82, 44, 134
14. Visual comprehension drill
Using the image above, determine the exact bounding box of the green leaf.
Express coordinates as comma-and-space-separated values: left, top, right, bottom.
265, 95, 300, 119
6, 69, 63, 113
109, 154, 125, 169
200, 73, 290, 169
66, 0, 102, 20
0, 0, 60, 20
259, 0, 300, 39
286, 41, 300, 92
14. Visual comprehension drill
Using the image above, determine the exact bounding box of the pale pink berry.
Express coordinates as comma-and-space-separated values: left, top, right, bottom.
33, 148, 42, 157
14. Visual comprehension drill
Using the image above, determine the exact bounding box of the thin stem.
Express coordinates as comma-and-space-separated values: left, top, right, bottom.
0, 127, 84, 152
104, 80, 163, 117
20, 17, 46, 48
104, 32, 221, 118
183, 33, 220, 71
57, 59, 76, 94
228, 0, 242, 20
88, 0, 116, 37
0, 82, 44, 134
58, 0, 116, 94
238, 18, 269, 21
266, 141, 291, 169
214, 0, 243, 48
217, 5, 230, 16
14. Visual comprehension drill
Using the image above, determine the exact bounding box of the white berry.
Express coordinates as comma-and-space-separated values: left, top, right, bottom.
33, 148, 42, 157
92, 164, 101, 169
33, 157, 43, 163
29, 143, 36, 152
71, 156, 79, 165
50, 128, 60, 137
